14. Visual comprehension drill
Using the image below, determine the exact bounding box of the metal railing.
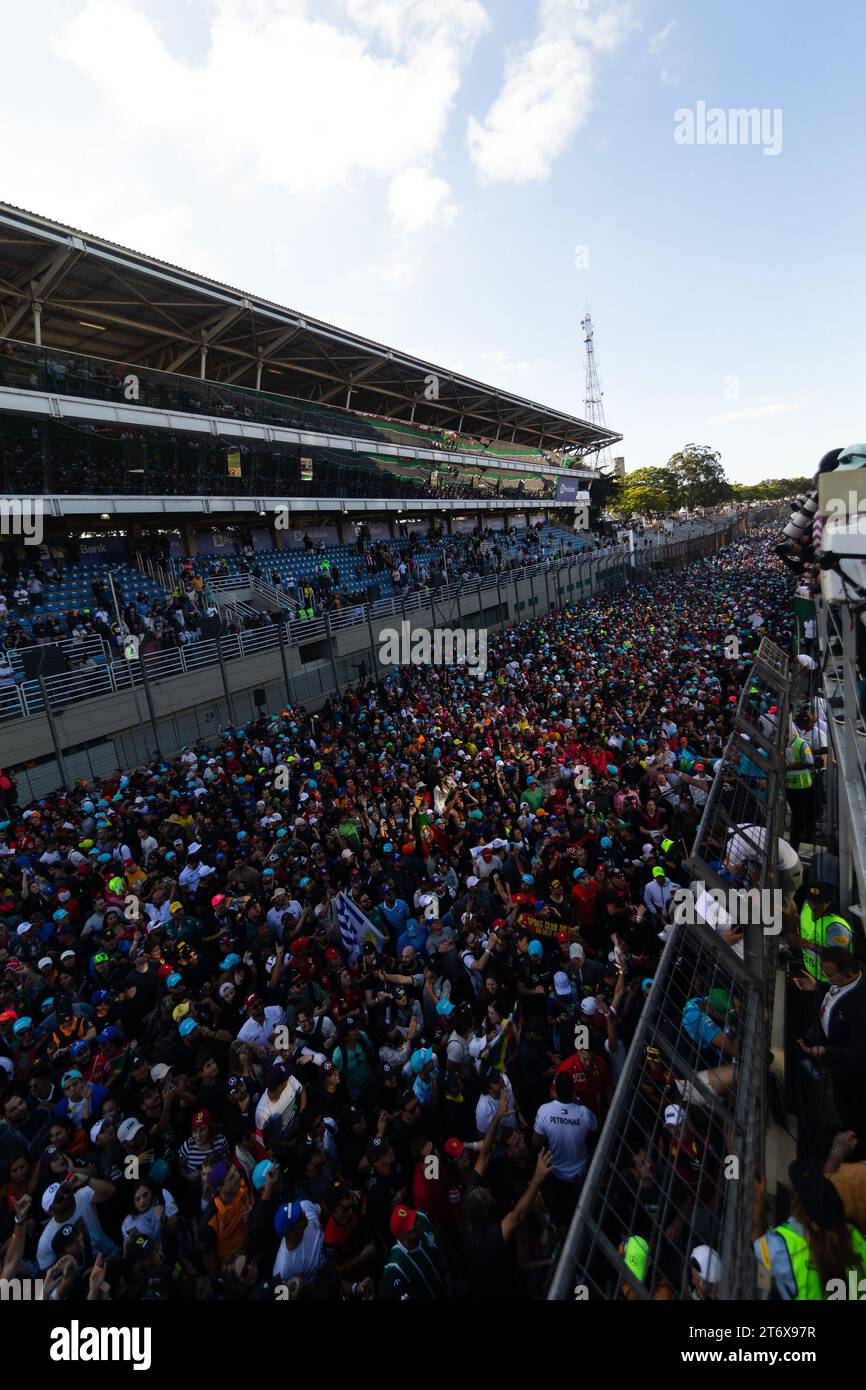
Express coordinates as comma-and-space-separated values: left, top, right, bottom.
0, 521, 731, 726
0, 336, 570, 477
548, 635, 791, 1302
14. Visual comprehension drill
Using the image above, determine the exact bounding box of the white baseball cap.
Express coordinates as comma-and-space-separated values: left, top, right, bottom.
42, 1182, 62, 1212
664, 1103, 686, 1128
553, 971, 571, 997
569, 943, 585, 962
116, 1117, 144, 1143
690, 1245, 721, 1283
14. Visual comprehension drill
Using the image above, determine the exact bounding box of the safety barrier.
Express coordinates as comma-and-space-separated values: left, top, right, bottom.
548, 636, 791, 1301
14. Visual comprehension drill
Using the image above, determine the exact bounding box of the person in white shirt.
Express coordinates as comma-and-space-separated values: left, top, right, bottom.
178, 855, 215, 895
475, 1069, 518, 1139
533, 1072, 598, 1225
237, 995, 285, 1052
273, 1200, 324, 1284
138, 830, 158, 865
724, 824, 803, 923
255, 1064, 305, 1149
121, 1183, 179, 1245
144, 893, 172, 931
36, 1177, 118, 1269
643, 869, 679, 919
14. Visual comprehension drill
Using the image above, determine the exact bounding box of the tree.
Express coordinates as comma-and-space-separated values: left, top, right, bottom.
588, 468, 622, 524
617, 466, 680, 518
667, 444, 733, 511
731, 477, 811, 502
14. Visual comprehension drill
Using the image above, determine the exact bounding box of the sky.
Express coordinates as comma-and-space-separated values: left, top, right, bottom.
2, 0, 864, 484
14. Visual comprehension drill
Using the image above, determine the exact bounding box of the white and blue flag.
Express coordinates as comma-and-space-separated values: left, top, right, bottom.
336, 891, 386, 964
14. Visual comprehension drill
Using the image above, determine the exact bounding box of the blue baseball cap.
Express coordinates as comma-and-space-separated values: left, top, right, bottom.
411, 1047, 434, 1074
528, 940, 543, 958
274, 1200, 304, 1237
253, 1159, 278, 1191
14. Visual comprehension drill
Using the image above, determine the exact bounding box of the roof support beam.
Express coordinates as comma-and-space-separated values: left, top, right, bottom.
1, 245, 78, 341
165, 304, 248, 374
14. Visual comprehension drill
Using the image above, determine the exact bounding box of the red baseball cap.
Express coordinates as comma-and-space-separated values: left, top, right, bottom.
444, 1138, 464, 1160
244, 993, 261, 1009
557, 930, 571, 944
192, 1109, 212, 1129
389, 1205, 419, 1239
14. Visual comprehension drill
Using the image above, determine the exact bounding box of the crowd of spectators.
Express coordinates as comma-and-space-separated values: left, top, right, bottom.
0, 527, 823, 1304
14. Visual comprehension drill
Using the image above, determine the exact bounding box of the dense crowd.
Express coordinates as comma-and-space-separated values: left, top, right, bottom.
0, 532, 810, 1302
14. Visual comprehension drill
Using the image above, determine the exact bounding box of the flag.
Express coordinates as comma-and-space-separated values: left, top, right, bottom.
336, 891, 386, 963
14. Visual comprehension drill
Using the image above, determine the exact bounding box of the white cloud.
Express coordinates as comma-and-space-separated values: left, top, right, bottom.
354, 247, 422, 289
466, 0, 637, 185
346, 0, 490, 55
480, 349, 532, 376
387, 166, 457, 235
51, 0, 489, 199
648, 20, 676, 54
705, 398, 807, 426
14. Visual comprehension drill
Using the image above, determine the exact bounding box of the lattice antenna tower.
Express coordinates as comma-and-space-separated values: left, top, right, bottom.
581, 311, 611, 472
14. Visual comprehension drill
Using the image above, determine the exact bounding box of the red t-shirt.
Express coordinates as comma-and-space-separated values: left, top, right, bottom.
411, 1160, 451, 1224
570, 879, 600, 928
556, 1052, 609, 1115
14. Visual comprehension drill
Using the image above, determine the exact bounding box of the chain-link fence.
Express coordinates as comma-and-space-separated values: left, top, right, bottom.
549, 638, 791, 1301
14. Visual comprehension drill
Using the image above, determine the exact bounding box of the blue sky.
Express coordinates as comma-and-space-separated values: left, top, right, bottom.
2, 0, 864, 483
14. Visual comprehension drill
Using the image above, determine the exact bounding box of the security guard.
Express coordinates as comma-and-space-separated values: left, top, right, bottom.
755, 1162, 866, 1300
791, 884, 853, 984
785, 724, 815, 850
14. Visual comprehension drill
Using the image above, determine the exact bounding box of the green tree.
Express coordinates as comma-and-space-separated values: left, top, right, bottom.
588, 468, 622, 523
617, 466, 680, 518
667, 444, 732, 510
731, 477, 811, 502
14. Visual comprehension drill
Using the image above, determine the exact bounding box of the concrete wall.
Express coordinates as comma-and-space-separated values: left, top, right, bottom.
3, 540, 711, 799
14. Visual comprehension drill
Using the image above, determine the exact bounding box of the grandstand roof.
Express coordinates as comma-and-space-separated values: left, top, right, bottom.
0, 202, 621, 456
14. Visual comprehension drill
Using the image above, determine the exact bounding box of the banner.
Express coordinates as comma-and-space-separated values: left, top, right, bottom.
79, 538, 128, 559
227, 450, 242, 478
517, 911, 582, 942
555, 477, 590, 504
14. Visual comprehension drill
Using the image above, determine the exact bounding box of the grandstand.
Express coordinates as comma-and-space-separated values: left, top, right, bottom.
0, 204, 625, 785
